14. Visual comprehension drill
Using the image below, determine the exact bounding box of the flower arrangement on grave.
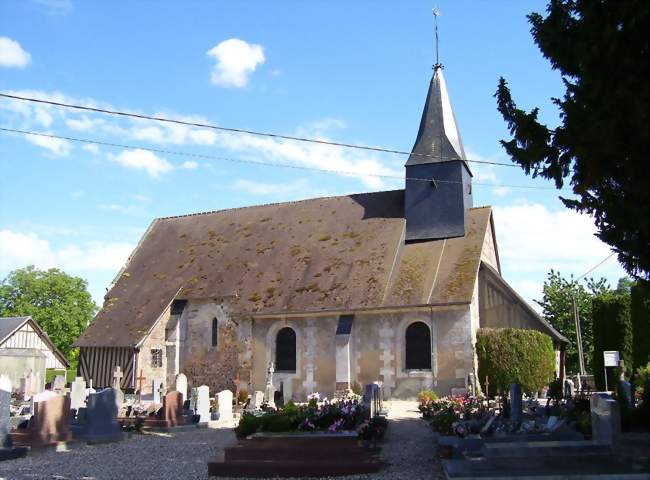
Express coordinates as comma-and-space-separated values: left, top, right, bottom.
235, 397, 371, 438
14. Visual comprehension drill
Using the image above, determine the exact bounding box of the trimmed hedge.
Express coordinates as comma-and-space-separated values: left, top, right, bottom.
592, 293, 632, 390
476, 328, 556, 396
631, 281, 650, 371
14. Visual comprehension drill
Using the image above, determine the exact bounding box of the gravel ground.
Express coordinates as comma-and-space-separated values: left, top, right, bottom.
0, 401, 442, 480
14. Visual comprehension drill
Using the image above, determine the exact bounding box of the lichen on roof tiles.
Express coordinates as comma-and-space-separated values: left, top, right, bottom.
75, 190, 492, 347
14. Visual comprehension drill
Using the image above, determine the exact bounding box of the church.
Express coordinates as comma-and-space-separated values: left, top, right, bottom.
74, 64, 567, 399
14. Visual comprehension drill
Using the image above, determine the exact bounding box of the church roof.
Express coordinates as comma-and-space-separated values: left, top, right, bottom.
405, 66, 467, 167
75, 190, 493, 347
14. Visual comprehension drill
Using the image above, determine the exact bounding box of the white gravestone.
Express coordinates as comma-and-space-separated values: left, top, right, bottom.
591, 392, 621, 445
70, 377, 87, 410
152, 379, 164, 404
217, 390, 233, 422
247, 390, 264, 411
53, 375, 66, 393
196, 385, 210, 423
175, 373, 188, 402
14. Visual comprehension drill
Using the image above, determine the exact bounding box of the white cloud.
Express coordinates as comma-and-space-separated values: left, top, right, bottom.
24, 132, 72, 156
0, 37, 31, 68
70, 189, 85, 198
0, 229, 133, 272
66, 115, 103, 131
207, 38, 265, 88
493, 202, 624, 306
110, 149, 173, 178
181, 160, 198, 170
492, 186, 510, 197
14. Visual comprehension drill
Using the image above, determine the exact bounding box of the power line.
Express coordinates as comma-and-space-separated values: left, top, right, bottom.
0, 126, 571, 192
0, 92, 519, 168
576, 252, 616, 282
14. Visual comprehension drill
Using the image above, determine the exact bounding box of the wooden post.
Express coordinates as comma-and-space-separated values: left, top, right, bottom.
135, 370, 146, 402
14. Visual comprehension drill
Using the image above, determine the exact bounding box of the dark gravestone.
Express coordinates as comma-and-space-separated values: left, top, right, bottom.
509, 384, 522, 424
1, 390, 28, 459
143, 390, 186, 428
11, 394, 72, 447
70, 388, 122, 444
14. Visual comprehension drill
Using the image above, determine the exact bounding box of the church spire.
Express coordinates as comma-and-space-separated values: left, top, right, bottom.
405, 9, 466, 167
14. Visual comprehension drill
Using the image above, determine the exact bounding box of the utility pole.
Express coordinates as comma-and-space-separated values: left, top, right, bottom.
572, 293, 586, 376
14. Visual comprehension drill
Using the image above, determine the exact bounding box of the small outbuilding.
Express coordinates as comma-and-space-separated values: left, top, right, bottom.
0, 316, 69, 387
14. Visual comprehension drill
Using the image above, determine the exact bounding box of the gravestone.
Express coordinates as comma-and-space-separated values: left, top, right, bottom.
196, 385, 210, 423
591, 392, 621, 445
509, 383, 522, 423
53, 375, 66, 393
247, 390, 264, 411
175, 373, 188, 402
189, 387, 198, 413
70, 388, 122, 443
264, 362, 276, 409
22, 371, 42, 398
70, 377, 87, 411
112, 367, 124, 407
152, 379, 164, 404
363, 383, 381, 418
1, 383, 28, 459
564, 378, 575, 398
217, 390, 233, 422
11, 393, 72, 447
162, 391, 184, 427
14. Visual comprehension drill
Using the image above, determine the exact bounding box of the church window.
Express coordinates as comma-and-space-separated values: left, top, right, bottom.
151, 349, 163, 368
275, 327, 296, 372
211, 318, 218, 347
405, 322, 431, 370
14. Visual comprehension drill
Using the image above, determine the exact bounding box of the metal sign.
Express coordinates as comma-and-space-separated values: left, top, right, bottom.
603, 351, 620, 367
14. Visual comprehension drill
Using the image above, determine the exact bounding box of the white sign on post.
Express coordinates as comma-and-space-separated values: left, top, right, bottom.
603, 351, 620, 367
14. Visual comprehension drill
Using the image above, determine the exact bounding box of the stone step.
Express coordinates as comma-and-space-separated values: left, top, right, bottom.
224, 443, 377, 462
482, 440, 611, 458
442, 454, 650, 479
207, 459, 383, 478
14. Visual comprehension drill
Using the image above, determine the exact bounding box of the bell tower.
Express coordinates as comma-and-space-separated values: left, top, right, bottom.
404, 13, 472, 242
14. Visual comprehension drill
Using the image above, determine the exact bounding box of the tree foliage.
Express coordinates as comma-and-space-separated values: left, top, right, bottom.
476, 328, 556, 396
0, 266, 97, 363
536, 270, 609, 374
631, 280, 650, 371
495, 0, 649, 279
592, 292, 632, 390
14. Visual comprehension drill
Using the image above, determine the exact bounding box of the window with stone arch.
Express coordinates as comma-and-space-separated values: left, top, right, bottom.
275, 327, 296, 372
405, 321, 432, 370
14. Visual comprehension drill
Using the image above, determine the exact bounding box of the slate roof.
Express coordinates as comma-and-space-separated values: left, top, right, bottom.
75, 190, 493, 347
405, 66, 468, 167
0, 316, 31, 345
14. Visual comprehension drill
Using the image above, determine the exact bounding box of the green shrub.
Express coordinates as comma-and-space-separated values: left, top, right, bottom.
417, 390, 439, 405
593, 293, 632, 390
476, 328, 556, 396
236, 413, 263, 438
631, 281, 650, 371
261, 413, 293, 433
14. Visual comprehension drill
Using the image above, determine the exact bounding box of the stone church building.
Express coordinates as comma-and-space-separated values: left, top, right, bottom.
75, 65, 567, 399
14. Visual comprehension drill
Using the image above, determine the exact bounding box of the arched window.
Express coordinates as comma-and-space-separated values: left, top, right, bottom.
275, 327, 296, 371
211, 318, 218, 347
405, 321, 431, 370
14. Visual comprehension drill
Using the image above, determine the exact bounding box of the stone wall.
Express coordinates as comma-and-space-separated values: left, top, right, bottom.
249, 306, 475, 401
136, 307, 169, 394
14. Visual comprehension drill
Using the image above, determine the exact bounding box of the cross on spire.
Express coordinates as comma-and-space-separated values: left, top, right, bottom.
433, 6, 442, 70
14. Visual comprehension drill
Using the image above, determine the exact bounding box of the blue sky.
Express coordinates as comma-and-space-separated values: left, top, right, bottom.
0, 0, 625, 307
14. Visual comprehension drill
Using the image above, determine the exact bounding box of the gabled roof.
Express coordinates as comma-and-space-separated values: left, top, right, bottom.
405, 66, 467, 167
0, 316, 70, 367
75, 190, 494, 347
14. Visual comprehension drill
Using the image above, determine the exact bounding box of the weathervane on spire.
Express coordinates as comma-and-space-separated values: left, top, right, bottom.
433, 6, 443, 70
